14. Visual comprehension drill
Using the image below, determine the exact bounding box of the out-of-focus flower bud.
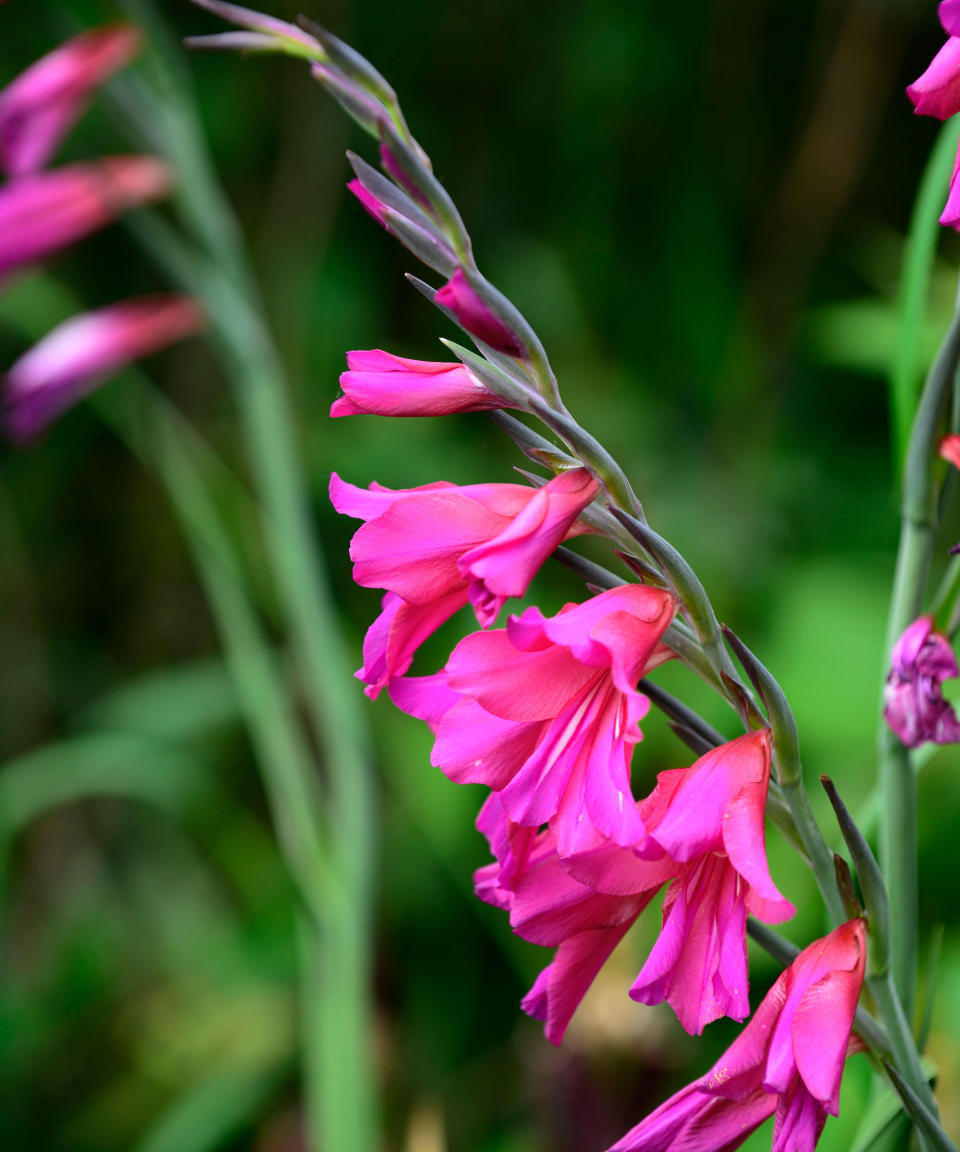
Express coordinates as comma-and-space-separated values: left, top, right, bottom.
4, 296, 203, 441
0, 25, 140, 177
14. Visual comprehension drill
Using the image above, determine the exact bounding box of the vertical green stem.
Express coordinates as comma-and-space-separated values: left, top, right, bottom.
881, 299, 960, 1019
113, 4, 379, 1146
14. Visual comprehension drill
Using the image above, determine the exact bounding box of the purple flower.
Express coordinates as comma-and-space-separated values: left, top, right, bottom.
883, 615, 960, 747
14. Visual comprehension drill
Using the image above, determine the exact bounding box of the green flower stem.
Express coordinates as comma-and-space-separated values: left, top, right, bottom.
880, 294, 960, 1019
116, 7, 379, 1147
869, 968, 943, 1124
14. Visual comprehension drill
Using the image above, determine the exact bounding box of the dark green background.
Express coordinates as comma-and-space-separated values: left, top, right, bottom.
2, 1, 959, 1148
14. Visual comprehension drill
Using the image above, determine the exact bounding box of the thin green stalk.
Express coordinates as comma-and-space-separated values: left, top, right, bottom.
891, 119, 960, 472
880, 296, 960, 1018
114, 6, 379, 1146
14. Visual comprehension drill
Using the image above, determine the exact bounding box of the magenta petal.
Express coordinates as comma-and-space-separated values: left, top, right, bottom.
630, 855, 749, 1035
771, 1080, 826, 1152
388, 672, 459, 730
521, 922, 633, 1046
0, 24, 140, 176
459, 468, 599, 603
333, 351, 505, 417
0, 156, 170, 283
447, 626, 594, 721
432, 697, 541, 788
357, 589, 466, 698
4, 296, 202, 441
608, 1084, 776, 1152
907, 36, 960, 119
943, 0, 960, 35
562, 836, 679, 896
435, 268, 524, 356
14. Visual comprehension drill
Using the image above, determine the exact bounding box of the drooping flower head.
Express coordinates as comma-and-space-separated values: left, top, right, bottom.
569, 731, 795, 1034
4, 297, 204, 441
883, 615, 960, 747
397, 585, 676, 856
610, 919, 866, 1152
472, 794, 672, 1045
330, 468, 600, 696
331, 349, 514, 418
0, 24, 140, 177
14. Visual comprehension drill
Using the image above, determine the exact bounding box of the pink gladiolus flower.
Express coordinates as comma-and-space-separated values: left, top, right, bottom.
435, 268, 524, 356
4, 296, 204, 442
330, 468, 600, 696
399, 585, 676, 856
609, 1084, 776, 1152
569, 731, 794, 1034
331, 349, 514, 417
907, 36, 960, 120
0, 25, 140, 176
0, 156, 171, 283
473, 794, 671, 1044
883, 615, 960, 747
611, 919, 866, 1152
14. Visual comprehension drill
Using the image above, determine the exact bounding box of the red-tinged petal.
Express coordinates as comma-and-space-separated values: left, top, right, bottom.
521, 922, 634, 1046
4, 296, 202, 441
0, 24, 140, 176
608, 1083, 776, 1152
791, 922, 865, 1112
907, 36, 960, 119
333, 351, 504, 417
432, 697, 542, 788
940, 433, 960, 471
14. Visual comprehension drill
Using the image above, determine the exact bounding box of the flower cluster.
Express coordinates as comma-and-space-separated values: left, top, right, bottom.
187, 5, 876, 1148
0, 25, 202, 441
330, 349, 872, 1151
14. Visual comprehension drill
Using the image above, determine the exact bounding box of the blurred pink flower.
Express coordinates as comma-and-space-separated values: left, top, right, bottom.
435, 268, 523, 356
0, 156, 170, 283
883, 615, 960, 747
611, 919, 866, 1152
398, 585, 676, 856
330, 468, 599, 695
0, 24, 140, 176
331, 349, 512, 417
4, 296, 204, 441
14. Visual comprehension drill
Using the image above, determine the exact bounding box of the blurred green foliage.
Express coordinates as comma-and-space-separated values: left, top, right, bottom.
3, 0, 960, 1149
